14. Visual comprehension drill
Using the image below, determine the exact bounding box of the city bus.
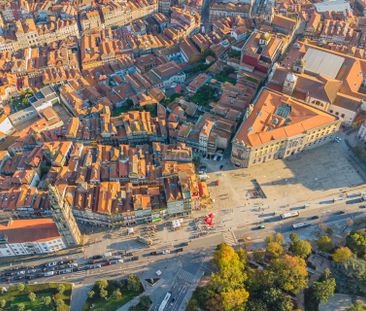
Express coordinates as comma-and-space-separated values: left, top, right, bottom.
292, 222, 310, 230
158, 292, 172, 311
280, 211, 299, 219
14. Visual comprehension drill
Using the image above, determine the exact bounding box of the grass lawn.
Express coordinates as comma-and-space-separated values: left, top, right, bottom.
0, 283, 72, 311
83, 278, 143, 311
83, 290, 138, 311
214, 73, 236, 84
111, 105, 132, 117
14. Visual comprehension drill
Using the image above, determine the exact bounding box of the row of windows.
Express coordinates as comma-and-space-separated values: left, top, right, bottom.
329, 110, 346, 118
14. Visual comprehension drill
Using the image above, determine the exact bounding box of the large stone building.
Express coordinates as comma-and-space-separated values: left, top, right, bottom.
209, 1, 251, 23
231, 88, 341, 167
0, 219, 66, 257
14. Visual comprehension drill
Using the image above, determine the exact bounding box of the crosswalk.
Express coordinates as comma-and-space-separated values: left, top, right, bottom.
223, 229, 237, 246
177, 269, 196, 284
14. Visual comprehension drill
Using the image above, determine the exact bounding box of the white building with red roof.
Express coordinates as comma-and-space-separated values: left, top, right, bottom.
0, 218, 66, 257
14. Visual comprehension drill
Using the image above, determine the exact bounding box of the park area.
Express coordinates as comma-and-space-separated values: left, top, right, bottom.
83, 274, 144, 311
0, 282, 71, 311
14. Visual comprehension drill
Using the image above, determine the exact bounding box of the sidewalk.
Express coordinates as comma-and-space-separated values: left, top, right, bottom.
71, 284, 93, 311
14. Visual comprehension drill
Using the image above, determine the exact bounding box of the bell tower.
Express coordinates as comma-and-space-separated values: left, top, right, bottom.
48, 185, 82, 247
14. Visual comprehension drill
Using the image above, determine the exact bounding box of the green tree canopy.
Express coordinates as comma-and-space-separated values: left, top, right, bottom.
57, 284, 65, 295
289, 239, 312, 258
99, 288, 108, 300
127, 274, 141, 292
347, 300, 366, 311
43, 296, 52, 306
88, 290, 95, 299
112, 289, 122, 300
262, 288, 294, 311
311, 268, 336, 304
266, 233, 285, 245
96, 279, 108, 290
0, 299, 6, 308
317, 235, 333, 253
28, 292, 36, 303
16, 283, 25, 292
346, 231, 366, 259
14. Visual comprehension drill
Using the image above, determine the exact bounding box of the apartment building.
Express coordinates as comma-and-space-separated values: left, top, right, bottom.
15, 18, 79, 49
231, 88, 341, 167
209, 1, 251, 24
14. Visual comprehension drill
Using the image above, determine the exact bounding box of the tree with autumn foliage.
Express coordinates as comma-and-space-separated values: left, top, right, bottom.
270, 254, 309, 294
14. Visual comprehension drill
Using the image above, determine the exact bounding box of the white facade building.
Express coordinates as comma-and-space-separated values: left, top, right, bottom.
0, 219, 66, 257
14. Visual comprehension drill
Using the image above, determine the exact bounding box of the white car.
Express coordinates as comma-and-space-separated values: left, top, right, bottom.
156, 270, 162, 276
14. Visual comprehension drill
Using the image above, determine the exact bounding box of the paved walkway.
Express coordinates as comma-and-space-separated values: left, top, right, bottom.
71, 284, 93, 311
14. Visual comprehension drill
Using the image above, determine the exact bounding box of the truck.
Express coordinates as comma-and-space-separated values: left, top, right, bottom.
291, 222, 310, 229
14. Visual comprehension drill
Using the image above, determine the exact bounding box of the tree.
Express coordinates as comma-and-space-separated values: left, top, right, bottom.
289, 239, 312, 258
96, 279, 108, 290
262, 288, 294, 311
127, 274, 141, 292
43, 296, 52, 306
266, 233, 285, 245
246, 300, 268, 311
270, 255, 309, 294
28, 292, 36, 303
16, 283, 25, 292
211, 243, 247, 291
88, 290, 95, 299
186, 298, 200, 311
252, 248, 265, 263
346, 231, 366, 259
311, 268, 336, 304
136, 296, 152, 311
316, 236, 333, 253
265, 241, 284, 259
112, 289, 122, 300
0, 299, 6, 308
205, 293, 225, 311
333, 247, 352, 263
237, 248, 248, 266
348, 300, 366, 311
17, 304, 25, 311
221, 288, 249, 311
57, 284, 65, 295
55, 298, 65, 311
289, 232, 299, 243
99, 288, 108, 300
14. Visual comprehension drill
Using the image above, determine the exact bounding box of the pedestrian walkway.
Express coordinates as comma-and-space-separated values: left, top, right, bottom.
71, 284, 93, 311
177, 269, 196, 284
223, 229, 237, 246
